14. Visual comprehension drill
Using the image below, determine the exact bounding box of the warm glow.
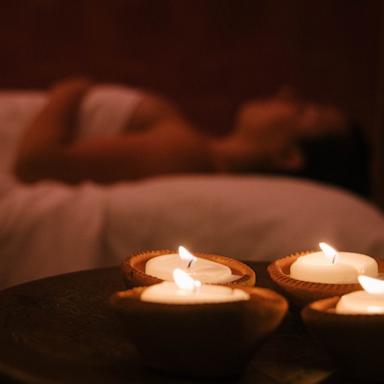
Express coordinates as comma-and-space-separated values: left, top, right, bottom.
367, 306, 384, 313
319, 242, 338, 264
178, 246, 197, 265
358, 275, 384, 295
173, 268, 201, 291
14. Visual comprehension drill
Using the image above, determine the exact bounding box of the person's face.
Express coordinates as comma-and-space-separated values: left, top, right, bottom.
234, 94, 347, 173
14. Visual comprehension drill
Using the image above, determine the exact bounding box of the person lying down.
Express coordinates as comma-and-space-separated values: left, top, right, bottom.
0, 78, 378, 289
12, 77, 368, 196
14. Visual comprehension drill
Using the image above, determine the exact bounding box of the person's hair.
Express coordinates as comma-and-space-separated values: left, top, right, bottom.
296, 121, 371, 197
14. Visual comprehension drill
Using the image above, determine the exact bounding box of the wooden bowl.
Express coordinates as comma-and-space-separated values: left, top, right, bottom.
302, 296, 384, 381
121, 250, 256, 288
267, 252, 384, 307
110, 286, 288, 379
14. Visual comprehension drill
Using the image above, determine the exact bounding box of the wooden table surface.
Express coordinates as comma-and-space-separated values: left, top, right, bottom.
0, 262, 357, 384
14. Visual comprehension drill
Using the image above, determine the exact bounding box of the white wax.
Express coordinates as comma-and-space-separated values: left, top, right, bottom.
336, 290, 384, 314
145, 254, 235, 284
141, 281, 250, 304
290, 252, 378, 284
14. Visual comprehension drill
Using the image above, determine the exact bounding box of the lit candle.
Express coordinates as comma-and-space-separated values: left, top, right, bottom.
336, 276, 384, 314
141, 269, 250, 304
290, 243, 378, 284
145, 246, 237, 284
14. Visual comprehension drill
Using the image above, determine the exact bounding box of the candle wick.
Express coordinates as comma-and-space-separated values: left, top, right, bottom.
187, 259, 193, 268
332, 255, 336, 264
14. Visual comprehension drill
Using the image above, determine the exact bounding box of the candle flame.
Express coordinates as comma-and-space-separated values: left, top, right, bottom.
319, 242, 338, 264
358, 275, 384, 295
173, 268, 201, 291
178, 245, 197, 268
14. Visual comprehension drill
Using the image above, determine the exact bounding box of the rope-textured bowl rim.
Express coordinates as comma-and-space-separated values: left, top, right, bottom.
302, 296, 384, 324
121, 249, 256, 287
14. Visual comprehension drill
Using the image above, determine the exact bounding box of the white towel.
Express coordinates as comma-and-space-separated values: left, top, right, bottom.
78, 85, 143, 138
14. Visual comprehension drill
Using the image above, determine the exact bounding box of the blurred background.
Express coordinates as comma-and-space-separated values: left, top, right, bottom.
0, 0, 382, 207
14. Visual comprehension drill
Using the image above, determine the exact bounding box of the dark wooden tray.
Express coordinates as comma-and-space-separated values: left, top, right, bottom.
0, 264, 340, 384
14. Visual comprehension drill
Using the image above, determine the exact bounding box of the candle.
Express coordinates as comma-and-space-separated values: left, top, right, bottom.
141, 268, 250, 304
145, 246, 236, 284
290, 243, 378, 284
336, 276, 384, 314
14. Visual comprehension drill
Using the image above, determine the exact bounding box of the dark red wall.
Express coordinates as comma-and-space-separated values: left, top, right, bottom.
0, 1, 380, 129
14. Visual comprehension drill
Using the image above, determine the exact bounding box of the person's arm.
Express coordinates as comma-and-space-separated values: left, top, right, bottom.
14, 78, 92, 182
14, 79, 217, 184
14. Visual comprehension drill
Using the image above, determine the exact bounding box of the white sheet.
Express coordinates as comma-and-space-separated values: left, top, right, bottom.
1, 173, 384, 290
104, 175, 384, 263
0, 174, 106, 288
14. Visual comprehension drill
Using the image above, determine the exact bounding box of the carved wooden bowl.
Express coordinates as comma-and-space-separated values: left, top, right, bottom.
268, 252, 384, 307
302, 296, 384, 381
110, 286, 288, 379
